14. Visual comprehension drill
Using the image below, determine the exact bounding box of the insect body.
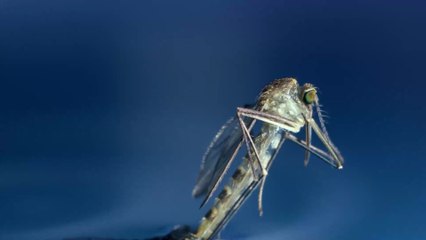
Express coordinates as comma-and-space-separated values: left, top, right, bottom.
190, 78, 343, 240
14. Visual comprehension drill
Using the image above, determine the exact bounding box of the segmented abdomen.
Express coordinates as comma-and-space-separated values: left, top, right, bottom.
194, 124, 284, 240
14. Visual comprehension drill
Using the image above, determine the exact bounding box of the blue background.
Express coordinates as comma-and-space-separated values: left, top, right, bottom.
1, 1, 425, 239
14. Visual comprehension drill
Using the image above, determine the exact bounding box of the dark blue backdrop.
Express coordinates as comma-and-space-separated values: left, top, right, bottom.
1, 1, 425, 239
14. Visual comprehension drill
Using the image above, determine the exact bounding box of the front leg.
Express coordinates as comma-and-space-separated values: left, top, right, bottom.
236, 107, 303, 177
237, 107, 302, 216
236, 109, 264, 180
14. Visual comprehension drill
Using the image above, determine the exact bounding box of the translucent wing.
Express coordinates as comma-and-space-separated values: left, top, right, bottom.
192, 114, 253, 207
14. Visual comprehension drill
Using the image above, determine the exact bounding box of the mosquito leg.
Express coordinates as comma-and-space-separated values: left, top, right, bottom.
285, 133, 339, 168
237, 107, 302, 176
237, 107, 302, 133
304, 123, 312, 167
197, 116, 258, 208
302, 109, 313, 167
237, 111, 264, 181
237, 107, 342, 169
306, 119, 343, 169
258, 177, 266, 216
236, 107, 303, 216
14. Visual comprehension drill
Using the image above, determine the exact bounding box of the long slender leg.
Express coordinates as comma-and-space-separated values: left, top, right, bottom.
237, 107, 301, 216
304, 123, 312, 167
303, 108, 313, 167
285, 133, 339, 169
256, 132, 288, 216
258, 177, 266, 216
199, 117, 257, 208
236, 107, 302, 176
306, 119, 343, 169
237, 107, 302, 132
237, 111, 264, 180
239, 107, 342, 169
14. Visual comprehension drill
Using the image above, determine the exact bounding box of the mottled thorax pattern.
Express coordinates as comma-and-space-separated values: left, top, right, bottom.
257, 78, 309, 132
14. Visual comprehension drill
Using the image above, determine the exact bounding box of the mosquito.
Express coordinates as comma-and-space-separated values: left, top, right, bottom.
186, 78, 344, 240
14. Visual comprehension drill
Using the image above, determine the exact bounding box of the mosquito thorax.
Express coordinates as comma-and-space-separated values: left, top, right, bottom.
257, 78, 310, 131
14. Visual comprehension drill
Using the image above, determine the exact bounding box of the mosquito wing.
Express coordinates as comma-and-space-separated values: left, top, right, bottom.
192, 114, 253, 206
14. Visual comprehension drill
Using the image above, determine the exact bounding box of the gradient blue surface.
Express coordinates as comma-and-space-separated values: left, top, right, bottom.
1, 1, 425, 239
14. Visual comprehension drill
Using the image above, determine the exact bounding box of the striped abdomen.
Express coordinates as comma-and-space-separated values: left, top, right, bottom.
195, 124, 284, 240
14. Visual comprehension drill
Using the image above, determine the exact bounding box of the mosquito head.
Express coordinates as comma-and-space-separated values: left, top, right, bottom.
300, 83, 317, 106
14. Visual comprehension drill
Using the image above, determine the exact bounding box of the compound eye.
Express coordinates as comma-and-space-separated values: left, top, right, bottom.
303, 90, 317, 104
